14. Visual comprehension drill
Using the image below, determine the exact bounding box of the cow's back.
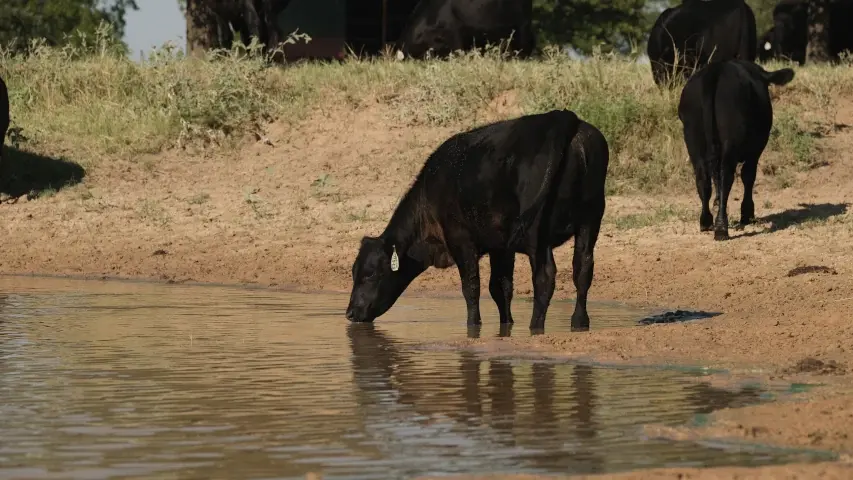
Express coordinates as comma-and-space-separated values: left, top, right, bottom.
679, 61, 774, 160
450, 0, 531, 32
713, 62, 773, 146
649, 0, 756, 81
680, 0, 754, 58
412, 110, 582, 247
546, 120, 608, 247
397, 0, 534, 58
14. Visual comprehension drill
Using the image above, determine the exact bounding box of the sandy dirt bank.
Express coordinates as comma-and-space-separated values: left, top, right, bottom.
3, 98, 853, 478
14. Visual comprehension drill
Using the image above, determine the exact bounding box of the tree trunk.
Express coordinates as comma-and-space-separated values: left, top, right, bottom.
185, 0, 220, 56
806, 0, 831, 62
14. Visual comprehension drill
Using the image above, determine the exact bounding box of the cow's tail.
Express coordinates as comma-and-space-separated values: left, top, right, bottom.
760, 67, 796, 86
507, 110, 580, 247
701, 75, 720, 174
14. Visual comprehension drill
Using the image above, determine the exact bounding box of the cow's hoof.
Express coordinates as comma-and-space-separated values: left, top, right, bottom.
700, 213, 713, 231
498, 323, 513, 337
467, 325, 482, 339
714, 230, 730, 241
571, 312, 590, 332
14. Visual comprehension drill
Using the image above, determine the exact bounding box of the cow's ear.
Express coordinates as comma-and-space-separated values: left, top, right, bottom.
361, 236, 382, 248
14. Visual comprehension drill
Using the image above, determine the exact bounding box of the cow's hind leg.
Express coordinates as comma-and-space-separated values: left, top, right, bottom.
714, 148, 737, 241
739, 156, 759, 226
488, 250, 515, 324
448, 239, 482, 326
528, 246, 556, 332
570, 218, 602, 332
695, 165, 713, 231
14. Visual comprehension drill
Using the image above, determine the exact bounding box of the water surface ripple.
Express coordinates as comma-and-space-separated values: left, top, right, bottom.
0, 277, 827, 479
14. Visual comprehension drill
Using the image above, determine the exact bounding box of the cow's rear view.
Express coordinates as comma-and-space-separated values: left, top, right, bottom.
647, 0, 757, 86
678, 60, 795, 240
346, 109, 609, 332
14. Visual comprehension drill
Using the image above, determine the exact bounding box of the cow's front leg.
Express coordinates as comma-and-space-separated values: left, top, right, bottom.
450, 242, 482, 326
489, 249, 515, 324
528, 246, 556, 332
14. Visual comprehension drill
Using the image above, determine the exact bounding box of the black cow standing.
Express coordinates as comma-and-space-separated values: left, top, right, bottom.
395, 0, 535, 59
0, 74, 8, 170
345, 110, 609, 332
647, 0, 757, 86
678, 60, 795, 241
758, 0, 853, 65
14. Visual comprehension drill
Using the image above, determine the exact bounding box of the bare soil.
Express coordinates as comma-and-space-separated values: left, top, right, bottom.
3, 97, 853, 478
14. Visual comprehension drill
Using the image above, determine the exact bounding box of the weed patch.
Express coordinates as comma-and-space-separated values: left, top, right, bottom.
0, 29, 847, 194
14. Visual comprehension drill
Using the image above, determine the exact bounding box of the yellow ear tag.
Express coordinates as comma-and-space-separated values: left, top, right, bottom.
391, 245, 400, 272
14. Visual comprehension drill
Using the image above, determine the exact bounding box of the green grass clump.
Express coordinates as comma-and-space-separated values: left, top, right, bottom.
1, 27, 849, 194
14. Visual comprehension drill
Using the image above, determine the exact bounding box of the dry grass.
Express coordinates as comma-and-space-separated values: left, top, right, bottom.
1, 26, 851, 194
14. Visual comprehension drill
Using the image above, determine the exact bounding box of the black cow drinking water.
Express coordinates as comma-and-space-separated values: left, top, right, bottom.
647, 0, 757, 86
678, 60, 795, 241
0, 74, 8, 169
345, 110, 609, 332
395, 0, 535, 60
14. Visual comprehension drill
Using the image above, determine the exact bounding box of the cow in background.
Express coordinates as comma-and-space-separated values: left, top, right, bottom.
647, 0, 757, 86
395, 0, 535, 59
759, 0, 853, 65
678, 60, 795, 241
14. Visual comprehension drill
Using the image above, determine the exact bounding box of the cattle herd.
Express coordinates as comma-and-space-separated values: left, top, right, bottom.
346, 0, 850, 332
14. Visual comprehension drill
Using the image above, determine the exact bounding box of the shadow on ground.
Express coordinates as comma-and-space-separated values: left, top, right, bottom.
1, 146, 85, 201
637, 310, 722, 326
738, 202, 849, 238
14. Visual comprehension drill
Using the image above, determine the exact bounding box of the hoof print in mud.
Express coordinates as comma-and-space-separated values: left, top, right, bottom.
638, 310, 721, 326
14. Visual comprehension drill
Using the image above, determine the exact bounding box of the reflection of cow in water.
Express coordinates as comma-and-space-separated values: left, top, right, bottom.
347, 324, 774, 472
346, 323, 603, 470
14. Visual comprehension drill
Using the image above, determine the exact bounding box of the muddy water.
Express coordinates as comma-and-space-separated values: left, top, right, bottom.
0, 277, 830, 479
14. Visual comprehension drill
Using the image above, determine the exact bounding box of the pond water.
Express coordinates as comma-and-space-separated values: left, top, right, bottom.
0, 276, 831, 479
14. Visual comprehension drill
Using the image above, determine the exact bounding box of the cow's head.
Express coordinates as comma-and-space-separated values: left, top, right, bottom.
769, 4, 808, 64
758, 28, 776, 62
345, 236, 425, 323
